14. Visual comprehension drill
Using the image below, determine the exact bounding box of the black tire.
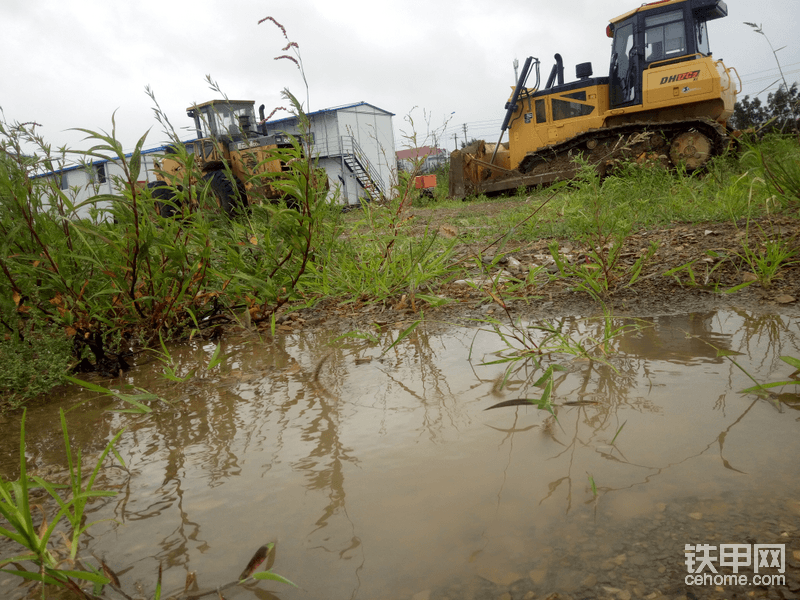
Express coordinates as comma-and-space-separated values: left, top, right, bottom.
203, 170, 247, 216
147, 180, 181, 218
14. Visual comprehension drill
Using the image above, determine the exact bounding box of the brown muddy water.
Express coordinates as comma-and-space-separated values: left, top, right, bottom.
1, 309, 800, 600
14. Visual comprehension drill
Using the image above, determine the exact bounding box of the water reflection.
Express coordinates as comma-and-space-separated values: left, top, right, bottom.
617, 311, 732, 364
1, 309, 799, 600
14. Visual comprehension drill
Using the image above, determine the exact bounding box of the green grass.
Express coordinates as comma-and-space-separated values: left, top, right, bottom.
735, 221, 798, 288
0, 409, 121, 595
0, 320, 74, 409
1, 102, 799, 405
521, 154, 763, 239
409, 143, 786, 244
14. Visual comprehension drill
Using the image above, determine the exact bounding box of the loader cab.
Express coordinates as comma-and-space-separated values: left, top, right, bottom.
607, 0, 728, 109
187, 100, 259, 144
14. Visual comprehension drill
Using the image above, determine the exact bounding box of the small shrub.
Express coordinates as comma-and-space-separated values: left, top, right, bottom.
0, 321, 73, 410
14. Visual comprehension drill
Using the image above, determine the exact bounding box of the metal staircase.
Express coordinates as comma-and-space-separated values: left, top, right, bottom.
340, 137, 385, 202
314, 136, 386, 202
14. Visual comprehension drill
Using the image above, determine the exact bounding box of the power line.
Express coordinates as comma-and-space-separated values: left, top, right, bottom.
740, 71, 800, 97
741, 68, 800, 86
739, 61, 800, 79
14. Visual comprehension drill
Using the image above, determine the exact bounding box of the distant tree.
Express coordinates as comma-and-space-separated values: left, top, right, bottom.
731, 95, 767, 130
744, 21, 800, 132
768, 82, 800, 131
730, 82, 799, 133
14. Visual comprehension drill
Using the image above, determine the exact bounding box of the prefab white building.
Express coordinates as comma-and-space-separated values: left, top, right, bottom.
263, 102, 396, 205
36, 145, 168, 219
39, 100, 395, 214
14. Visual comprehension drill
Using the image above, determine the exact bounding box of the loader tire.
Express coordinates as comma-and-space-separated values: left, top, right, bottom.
147, 180, 180, 218
203, 170, 247, 216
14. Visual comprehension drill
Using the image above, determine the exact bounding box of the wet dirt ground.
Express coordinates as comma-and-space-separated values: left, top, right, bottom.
304, 203, 800, 336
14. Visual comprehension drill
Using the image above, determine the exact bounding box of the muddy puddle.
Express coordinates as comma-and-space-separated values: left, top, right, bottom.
1, 309, 799, 600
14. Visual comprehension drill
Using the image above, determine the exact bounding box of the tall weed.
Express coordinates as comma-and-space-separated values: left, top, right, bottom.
741, 135, 800, 206
0, 87, 338, 396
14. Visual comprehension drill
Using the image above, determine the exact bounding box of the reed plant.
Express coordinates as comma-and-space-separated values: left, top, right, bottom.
0, 91, 342, 403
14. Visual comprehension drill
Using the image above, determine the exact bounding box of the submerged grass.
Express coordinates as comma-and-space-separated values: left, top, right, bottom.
0, 409, 123, 597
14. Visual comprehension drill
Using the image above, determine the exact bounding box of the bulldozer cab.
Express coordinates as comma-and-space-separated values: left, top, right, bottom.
187, 100, 259, 143
608, 0, 728, 109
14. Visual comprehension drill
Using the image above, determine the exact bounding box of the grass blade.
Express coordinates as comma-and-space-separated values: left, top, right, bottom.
381, 318, 421, 356
207, 342, 224, 370
610, 420, 627, 446
252, 571, 298, 587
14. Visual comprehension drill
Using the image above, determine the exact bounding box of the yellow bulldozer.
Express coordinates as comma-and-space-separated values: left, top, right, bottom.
149, 99, 298, 216
449, 0, 740, 199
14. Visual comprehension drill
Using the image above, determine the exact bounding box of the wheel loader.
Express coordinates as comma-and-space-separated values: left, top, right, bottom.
149, 99, 299, 216
449, 0, 741, 199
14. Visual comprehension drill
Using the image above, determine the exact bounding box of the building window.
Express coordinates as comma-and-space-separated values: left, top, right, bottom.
60, 173, 69, 190
94, 163, 107, 184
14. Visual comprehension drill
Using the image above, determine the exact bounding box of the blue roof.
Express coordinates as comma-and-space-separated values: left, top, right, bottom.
265, 102, 394, 126
37, 139, 198, 176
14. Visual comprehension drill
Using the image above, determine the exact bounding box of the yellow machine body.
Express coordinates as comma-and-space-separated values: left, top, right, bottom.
155, 99, 293, 205
505, 55, 736, 168
449, 0, 741, 199
158, 135, 286, 200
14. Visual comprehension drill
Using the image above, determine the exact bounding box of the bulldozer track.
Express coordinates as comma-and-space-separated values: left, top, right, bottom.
517, 118, 731, 181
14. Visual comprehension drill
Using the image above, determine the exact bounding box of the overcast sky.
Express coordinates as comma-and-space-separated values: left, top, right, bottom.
2, 0, 798, 158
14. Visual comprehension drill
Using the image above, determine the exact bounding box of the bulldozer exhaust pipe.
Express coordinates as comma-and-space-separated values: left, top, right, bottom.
258, 104, 267, 135
545, 53, 565, 89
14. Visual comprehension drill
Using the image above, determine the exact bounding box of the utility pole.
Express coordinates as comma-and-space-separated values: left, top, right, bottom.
462, 123, 468, 144
452, 133, 458, 150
